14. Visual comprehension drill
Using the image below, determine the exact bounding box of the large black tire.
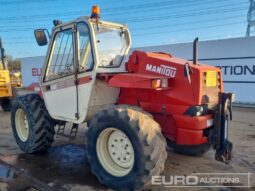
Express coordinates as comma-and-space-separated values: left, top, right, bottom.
168, 140, 211, 156
0, 98, 11, 112
86, 105, 167, 190
11, 94, 55, 153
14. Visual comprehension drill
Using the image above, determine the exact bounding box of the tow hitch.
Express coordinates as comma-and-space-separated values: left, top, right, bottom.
210, 92, 234, 163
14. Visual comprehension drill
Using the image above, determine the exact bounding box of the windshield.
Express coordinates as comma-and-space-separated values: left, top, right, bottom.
94, 25, 129, 68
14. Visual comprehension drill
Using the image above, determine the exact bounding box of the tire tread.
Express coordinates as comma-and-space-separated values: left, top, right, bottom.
11, 94, 55, 153
86, 104, 167, 190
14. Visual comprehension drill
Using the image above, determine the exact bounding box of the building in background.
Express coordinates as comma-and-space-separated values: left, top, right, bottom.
138, 37, 255, 104
21, 36, 255, 104
21, 56, 44, 87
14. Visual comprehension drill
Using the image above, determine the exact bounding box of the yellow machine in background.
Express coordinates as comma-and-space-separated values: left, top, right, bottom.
0, 37, 22, 111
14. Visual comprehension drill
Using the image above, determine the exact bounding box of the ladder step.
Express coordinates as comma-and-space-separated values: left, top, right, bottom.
56, 123, 66, 135
69, 124, 79, 139
56, 123, 79, 140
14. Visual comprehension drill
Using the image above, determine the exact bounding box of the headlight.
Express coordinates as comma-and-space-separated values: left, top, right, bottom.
184, 105, 208, 116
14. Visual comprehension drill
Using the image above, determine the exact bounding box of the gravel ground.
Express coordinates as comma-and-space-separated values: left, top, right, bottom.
0, 107, 254, 191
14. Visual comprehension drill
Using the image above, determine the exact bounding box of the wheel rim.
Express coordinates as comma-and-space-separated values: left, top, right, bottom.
96, 128, 134, 177
15, 108, 29, 142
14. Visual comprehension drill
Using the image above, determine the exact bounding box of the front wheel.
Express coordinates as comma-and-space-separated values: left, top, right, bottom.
11, 94, 55, 153
86, 105, 167, 190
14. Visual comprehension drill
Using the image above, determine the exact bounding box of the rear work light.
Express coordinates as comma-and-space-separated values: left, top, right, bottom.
151, 79, 168, 89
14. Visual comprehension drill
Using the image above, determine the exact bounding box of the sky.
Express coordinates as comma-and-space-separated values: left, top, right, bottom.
0, 0, 249, 58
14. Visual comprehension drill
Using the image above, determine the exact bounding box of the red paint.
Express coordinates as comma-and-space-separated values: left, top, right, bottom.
78, 76, 92, 85
27, 83, 43, 97
28, 50, 222, 147
108, 73, 172, 90
108, 50, 223, 146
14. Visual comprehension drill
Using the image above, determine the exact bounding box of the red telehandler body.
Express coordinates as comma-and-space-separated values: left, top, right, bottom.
11, 6, 234, 190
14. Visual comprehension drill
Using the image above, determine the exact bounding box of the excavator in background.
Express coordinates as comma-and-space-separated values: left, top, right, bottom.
0, 37, 22, 111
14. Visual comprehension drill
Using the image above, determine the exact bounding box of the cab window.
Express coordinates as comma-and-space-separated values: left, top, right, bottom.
45, 28, 74, 81
77, 23, 93, 72
95, 25, 128, 68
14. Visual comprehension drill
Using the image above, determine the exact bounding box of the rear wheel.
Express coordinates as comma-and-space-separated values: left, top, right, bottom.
86, 105, 167, 190
11, 94, 55, 153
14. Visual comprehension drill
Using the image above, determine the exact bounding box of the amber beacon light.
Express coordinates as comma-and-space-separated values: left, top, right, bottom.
91, 5, 100, 19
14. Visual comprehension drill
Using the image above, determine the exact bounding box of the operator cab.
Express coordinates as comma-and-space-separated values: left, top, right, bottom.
34, 13, 131, 75
34, 6, 131, 123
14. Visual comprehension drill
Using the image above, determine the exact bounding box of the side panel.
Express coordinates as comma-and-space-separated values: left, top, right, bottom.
117, 87, 213, 145
42, 76, 78, 121
76, 73, 95, 122
42, 73, 95, 123
86, 79, 120, 121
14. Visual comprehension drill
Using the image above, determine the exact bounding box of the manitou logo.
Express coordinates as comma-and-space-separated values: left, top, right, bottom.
146, 64, 177, 77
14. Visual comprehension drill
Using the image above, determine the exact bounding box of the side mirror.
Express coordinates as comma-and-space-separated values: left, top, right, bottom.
34, 29, 48, 46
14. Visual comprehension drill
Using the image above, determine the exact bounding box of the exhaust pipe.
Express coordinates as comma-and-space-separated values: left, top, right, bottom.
193, 37, 199, 65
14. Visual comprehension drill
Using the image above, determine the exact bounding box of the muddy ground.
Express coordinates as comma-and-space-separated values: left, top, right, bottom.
0, 107, 254, 191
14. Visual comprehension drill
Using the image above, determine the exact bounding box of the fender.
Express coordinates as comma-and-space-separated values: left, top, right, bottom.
107, 73, 173, 89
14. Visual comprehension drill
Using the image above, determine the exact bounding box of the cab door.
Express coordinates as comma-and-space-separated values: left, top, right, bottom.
41, 22, 96, 123
75, 22, 97, 122
41, 24, 78, 122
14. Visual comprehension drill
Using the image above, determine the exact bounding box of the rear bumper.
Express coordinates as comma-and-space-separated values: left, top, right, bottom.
172, 92, 234, 163
173, 114, 213, 145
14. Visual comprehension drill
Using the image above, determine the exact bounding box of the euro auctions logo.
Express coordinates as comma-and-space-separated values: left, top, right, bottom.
152, 175, 199, 186
152, 173, 252, 188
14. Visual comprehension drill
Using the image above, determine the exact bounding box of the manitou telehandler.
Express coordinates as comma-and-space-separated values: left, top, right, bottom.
11, 6, 234, 190
0, 37, 21, 111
